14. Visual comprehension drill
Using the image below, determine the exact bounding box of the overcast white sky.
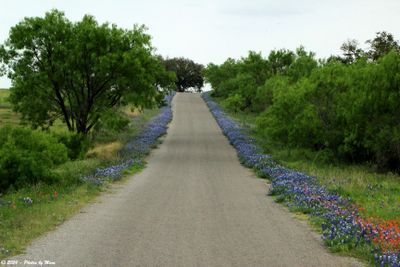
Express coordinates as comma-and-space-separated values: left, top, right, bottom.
1, 0, 399, 88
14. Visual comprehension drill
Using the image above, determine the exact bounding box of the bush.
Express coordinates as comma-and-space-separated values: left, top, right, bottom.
253, 75, 289, 113
53, 132, 90, 160
345, 51, 400, 171
222, 93, 245, 113
257, 79, 308, 146
0, 127, 69, 191
100, 110, 130, 132
93, 110, 131, 142
206, 41, 400, 173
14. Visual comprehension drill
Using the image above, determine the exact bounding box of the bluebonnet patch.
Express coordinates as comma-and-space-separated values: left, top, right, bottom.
81, 92, 175, 185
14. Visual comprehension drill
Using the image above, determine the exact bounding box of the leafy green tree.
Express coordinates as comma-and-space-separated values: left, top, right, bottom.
254, 75, 289, 113
204, 58, 239, 97
205, 51, 270, 111
0, 10, 174, 135
267, 49, 295, 75
205, 32, 400, 172
221, 93, 245, 113
343, 52, 400, 170
256, 78, 324, 149
240, 51, 270, 85
253, 47, 317, 113
340, 39, 364, 64
163, 57, 204, 92
366, 31, 400, 60
287, 47, 318, 82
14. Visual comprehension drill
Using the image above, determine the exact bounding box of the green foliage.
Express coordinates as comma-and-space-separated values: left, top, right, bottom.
97, 110, 130, 132
344, 51, 400, 171
91, 109, 131, 142
204, 58, 239, 98
221, 93, 245, 113
205, 49, 317, 113
267, 49, 295, 75
204, 51, 269, 111
339, 39, 364, 64
0, 89, 10, 108
52, 132, 90, 160
215, 98, 400, 222
366, 31, 400, 60
163, 57, 204, 92
0, 126, 68, 191
0, 10, 174, 135
256, 78, 323, 149
206, 32, 400, 172
256, 52, 400, 171
253, 75, 289, 113
287, 47, 318, 82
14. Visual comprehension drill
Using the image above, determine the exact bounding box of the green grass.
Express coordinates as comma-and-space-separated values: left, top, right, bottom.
0, 89, 10, 107
0, 183, 102, 257
0, 158, 146, 259
0, 105, 160, 260
0, 89, 21, 127
213, 97, 400, 222
276, 154, 400, 221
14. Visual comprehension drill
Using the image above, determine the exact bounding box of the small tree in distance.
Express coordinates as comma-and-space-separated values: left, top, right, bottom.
163, 57, 204, 92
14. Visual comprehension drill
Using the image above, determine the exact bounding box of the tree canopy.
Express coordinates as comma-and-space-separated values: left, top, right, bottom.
163, 57, 204, 92
0, 10, 175, 134
204, 32, 400, 172
366, 31, 400, 60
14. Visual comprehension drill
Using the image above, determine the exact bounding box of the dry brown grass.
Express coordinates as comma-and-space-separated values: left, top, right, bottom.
86, 141, 123, 161
0, 108, 21, 126
122, 105, 141, 118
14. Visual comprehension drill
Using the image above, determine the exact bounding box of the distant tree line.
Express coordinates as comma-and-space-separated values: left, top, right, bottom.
204, 32, 400, 172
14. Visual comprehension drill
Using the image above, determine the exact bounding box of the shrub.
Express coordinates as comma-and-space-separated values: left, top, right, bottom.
253, 75, 289, 113
206, 41, 400, 172
93, 110, 131, 142
222, 93, 245, 113
98, 110, 130, 132
0, 126, 68, 191
53, 132, 90, 160
349, 51, 400, 171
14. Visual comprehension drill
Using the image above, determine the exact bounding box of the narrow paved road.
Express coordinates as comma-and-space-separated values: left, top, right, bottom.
13, 93, 362, 267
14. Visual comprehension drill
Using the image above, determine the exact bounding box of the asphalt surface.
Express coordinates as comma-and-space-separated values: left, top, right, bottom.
11, 93, 363, 267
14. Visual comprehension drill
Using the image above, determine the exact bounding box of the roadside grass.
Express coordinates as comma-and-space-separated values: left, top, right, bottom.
0, 183, 102, 257
0, 108, 20, 126
212, 97, 400, 222
93, 107, 159, 144
272, 150, 400, 221
0, 103, 162, 260
0, 89, 21, 127
0, 89, 10, 107
86, 141, 123, 161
